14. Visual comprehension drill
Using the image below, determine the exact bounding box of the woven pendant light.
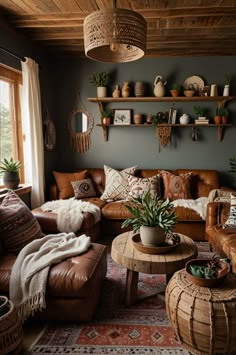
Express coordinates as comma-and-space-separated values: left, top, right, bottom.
83, 0, 147, 63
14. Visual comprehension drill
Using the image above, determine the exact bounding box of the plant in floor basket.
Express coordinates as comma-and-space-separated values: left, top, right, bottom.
0, 157, 22, 189
121, 191, 178, 247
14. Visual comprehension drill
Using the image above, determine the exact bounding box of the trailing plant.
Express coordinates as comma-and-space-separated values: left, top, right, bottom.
193, 105, 208, 117
121, 191, 178, 234
0, 157, 22, 173
89, 71, 111, 87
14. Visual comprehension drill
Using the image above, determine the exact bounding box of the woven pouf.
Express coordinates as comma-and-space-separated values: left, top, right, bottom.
165, 270, 236, 355
0, 297, 23, 354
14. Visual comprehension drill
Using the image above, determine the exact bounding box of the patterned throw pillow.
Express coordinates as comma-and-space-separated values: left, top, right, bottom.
223, 193, 236, 228
161, 171, 192, 201
0, 190, 43, 254
127, 175, 161, 199
100, 165, 137, 201
53, 170, 87, 199
71, 178, 97, 199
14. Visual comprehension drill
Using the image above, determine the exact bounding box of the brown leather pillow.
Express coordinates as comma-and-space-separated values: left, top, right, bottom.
53, 170, 87, 199
0, 190, 43, 254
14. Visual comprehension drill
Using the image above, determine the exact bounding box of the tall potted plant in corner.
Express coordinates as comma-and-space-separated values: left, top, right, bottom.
121, 191, 178, 246
89, 71, 111, 98
0, 157, 22, 189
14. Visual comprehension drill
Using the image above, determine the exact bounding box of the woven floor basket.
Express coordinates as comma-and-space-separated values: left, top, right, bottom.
0, 297, 23, 354
165, 270, 236, 355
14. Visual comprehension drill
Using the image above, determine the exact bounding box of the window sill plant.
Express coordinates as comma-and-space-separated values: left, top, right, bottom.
121, 191, 178, 247
0, 157, 22, 190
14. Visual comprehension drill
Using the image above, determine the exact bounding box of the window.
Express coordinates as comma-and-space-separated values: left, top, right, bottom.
0, 65, 24, 186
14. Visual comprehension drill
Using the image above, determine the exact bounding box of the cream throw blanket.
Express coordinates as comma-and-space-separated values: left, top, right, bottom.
41, 198, 101, 233
10, 232, 91, 322
172, 197, 208, 220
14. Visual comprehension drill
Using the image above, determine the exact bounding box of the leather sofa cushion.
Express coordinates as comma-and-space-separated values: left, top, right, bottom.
101, 201, 132, 220
0, 243, 107, 299
53, 170, 87, 199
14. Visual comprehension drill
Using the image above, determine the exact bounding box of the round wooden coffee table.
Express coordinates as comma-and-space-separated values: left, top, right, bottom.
111, 231, 198, 306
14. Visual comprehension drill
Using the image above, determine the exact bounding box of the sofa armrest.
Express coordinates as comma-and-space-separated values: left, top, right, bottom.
206, 202, 222, 228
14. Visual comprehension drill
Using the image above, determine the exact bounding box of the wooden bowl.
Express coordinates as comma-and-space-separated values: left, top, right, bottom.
184, 90, 195, 97
132, 234, 179, 254
185, 258, 230, 288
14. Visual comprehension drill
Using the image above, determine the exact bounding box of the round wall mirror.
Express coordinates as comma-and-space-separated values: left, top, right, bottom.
68, 109, 94, 153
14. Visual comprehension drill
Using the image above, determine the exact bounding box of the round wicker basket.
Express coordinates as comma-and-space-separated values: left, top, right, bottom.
0, 297, 23, 354
166, 270, 236, 355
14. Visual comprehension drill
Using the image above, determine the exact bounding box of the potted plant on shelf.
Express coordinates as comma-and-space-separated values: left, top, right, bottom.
221, 107, 229, 124
170, 83, 180, 97
184, 85, 195, 97
0, 157, 22, 189
193, 105, 208, 120
89, 71, 111, 98
121, 191, 178, 246
101, 109, 113, 125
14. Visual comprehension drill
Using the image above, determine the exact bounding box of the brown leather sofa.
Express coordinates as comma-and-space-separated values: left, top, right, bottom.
206, 201, 236, 273
0, 242, 107, 321
33, 168, 222, 241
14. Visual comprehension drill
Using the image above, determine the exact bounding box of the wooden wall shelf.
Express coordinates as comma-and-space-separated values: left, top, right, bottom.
90, 96, 235, 142
97, 123, 232, 142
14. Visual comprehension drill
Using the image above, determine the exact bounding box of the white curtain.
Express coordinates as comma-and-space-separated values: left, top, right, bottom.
21, 57, 45, 208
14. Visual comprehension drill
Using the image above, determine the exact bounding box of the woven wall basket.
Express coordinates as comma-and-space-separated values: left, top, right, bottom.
0, 297, 23, 354
165, 270, 236, 355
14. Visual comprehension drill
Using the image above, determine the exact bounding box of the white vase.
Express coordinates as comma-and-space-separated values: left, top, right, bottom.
140, 225, 166, 246
223, 85, 230, 96
97, 86, 107, 98
179, 114, 189, 124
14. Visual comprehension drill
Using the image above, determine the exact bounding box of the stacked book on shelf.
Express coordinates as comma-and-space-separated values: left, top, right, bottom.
194, 117, 209, 124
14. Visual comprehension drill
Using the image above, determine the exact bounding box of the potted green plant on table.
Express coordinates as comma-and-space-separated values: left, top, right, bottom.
89, 71, 111, 98
170, 83, 180, 97
0, 157, 22, 189
101, 109, 113, 125
121, 191, 178, 246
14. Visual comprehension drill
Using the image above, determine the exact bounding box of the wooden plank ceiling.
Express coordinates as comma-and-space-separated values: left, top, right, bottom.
1, 0, 236, 58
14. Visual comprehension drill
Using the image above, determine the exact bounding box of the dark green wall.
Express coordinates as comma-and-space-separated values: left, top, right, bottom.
49, 56, 236, 188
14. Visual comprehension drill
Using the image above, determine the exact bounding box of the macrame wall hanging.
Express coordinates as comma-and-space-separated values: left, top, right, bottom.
156, 126, 172, 151
68, 93, 94, 153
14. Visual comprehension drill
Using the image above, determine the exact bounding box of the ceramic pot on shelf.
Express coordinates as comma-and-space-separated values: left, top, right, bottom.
112, 85, 120, 98
179, 114, 190, 124
122, 82, 130, 98
153, 75, 167, 97
223, 85, 230, 96
133, 114, 143, 124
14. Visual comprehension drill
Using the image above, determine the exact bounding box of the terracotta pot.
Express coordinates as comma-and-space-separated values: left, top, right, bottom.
133, 114, 143, 124
214, 115, 221, 124
170, 89, 179, 97
102, 117, 111, 125
222, 116, 228, 124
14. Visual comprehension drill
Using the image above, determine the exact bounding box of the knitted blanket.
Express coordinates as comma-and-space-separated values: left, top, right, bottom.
172, 197, 208, 220
41, 198, 101, 233
10, 232, 91, 322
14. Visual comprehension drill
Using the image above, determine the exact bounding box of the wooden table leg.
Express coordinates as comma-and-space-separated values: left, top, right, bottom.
125, 269, 139, 306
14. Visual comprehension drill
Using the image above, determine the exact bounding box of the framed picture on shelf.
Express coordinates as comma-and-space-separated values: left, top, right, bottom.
113, 109, 131, 125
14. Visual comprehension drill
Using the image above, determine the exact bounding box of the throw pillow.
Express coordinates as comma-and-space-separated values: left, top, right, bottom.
161, 171, 192, 201
208, 189, 231, 203
53, 170, 87, 199
223, 193, 236, 228
100, 165, 137, 201
127, 174, 161, 199
0, 190, 43, 254
71, 178, 97, 199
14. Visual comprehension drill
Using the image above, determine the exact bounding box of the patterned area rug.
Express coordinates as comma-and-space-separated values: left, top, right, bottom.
27, 242, 213, 355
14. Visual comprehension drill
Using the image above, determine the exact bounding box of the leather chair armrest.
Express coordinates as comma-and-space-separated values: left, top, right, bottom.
206, 202, 222, 229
